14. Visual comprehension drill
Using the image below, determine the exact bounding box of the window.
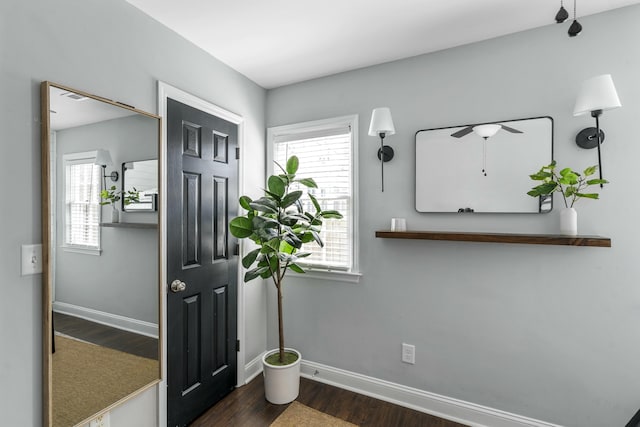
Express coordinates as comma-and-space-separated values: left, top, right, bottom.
267, 115, 359, 279
63, 152, 102, 252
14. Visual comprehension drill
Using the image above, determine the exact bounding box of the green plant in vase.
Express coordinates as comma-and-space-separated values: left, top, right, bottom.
527, 161, 608, 235
100, 185, 121, 207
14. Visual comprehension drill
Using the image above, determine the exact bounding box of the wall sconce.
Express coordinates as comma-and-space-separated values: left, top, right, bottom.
573, 74, 621, 187
368, 107, 395, 192
94, 149, 119, 187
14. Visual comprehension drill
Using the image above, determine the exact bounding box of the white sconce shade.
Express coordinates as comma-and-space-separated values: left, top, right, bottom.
368, 107, 396, 136
573, 74, 621, 116
472, 124, 501, 139
94, 149, 113, 167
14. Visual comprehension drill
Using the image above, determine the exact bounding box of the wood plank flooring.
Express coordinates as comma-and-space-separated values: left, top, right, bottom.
53, 311, 158, 360
191, 375, 468, 427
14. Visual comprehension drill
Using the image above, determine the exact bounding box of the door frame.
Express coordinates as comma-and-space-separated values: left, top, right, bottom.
157, 81, 246, 426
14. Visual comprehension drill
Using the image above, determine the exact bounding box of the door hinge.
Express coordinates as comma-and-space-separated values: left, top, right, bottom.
235, 147, 240, 159
233, 243, 240, 256
236, 340, 240, 352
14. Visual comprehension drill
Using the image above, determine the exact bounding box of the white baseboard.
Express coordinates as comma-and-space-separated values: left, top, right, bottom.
53, 301, 159, 338
243, 352, 265, 384
300, 360, 563, 427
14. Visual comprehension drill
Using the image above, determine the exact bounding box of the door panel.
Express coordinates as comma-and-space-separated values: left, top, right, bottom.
167, 98, 238, 426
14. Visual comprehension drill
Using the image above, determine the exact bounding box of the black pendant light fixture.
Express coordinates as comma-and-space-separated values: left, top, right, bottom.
568, 0, 582, 37
555, 0, 569, 23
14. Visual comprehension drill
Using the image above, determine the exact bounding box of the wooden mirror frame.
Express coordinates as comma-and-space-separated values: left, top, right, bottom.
41, 81, 163, 426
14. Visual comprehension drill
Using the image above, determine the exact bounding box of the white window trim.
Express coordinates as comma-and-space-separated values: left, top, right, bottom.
267, 114, 360, 282
61, 150, 102, 255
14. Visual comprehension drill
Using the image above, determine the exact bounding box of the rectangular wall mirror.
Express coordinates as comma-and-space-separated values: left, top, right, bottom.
122, 159, 158, 212
41, 81, 162, 427
415, 116, 553, 213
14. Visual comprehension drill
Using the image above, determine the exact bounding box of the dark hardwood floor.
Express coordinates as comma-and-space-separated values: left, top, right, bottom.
53, 311, 158, 360
191, 375, 468, 427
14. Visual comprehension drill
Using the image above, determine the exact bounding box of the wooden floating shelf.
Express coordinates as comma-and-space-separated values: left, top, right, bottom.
101, 222, 157, 229
375, 230, 611, 248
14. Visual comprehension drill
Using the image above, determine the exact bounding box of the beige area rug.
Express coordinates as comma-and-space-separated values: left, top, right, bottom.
52, 335, 159, 427
271, 401, 359, 427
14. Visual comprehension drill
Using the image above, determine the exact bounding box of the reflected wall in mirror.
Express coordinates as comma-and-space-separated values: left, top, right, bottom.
415, 116, 554, 213
41, 81, 162, 427
122, 159, 158, 212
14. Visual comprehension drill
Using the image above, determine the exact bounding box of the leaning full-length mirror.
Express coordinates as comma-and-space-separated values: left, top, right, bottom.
41, 81, 162, 427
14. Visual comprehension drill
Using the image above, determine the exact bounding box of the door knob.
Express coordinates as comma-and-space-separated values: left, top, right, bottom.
170, 280, 187, 293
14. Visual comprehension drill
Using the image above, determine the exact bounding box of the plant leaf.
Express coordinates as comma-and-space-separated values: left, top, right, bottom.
529, 172, 552, 180
239, 196, 253, 211
320, 210, 343, 219
281, 190, 303, 208
250, 197, 278, 213
283, 232, 302, 249
288, 263, 305, 274
229, 217, 253, 238
242, 248, 261, 269
286, 156, 299, 175
244, 266, 269, 282
308, 193, 322, 212
527, 182, 557, 197
583, 165, 598, 176
586, 179, 608, 185
296, 178, 317, 188
576, 193, 599, 199
267, 175, 286, 198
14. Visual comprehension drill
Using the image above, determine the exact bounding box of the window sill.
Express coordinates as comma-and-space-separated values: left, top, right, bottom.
288, 269, 362, 283
61, 246, 102, 256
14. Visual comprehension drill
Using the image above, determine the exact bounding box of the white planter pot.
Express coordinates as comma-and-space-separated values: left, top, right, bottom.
262, 348, 301, 404
560, 207, 577, 236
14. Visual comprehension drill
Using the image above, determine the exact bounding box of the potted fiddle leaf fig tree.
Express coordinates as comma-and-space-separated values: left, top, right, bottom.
229, 155, 343, 404
527, 161, 607, 235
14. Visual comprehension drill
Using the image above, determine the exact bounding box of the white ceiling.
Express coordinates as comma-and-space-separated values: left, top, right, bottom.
126, 0, 640, 89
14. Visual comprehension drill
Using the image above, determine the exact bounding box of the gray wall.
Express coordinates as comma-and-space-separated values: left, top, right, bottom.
266, 6, 640, 427
55, 115, 158, 324
0, 0, 266, 426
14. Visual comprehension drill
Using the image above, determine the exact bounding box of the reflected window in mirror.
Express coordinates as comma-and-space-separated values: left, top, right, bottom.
122, 159, 158, 212
63, 151, 102, 253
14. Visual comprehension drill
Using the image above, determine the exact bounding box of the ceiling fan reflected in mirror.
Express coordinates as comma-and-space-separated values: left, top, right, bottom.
450, 123, 523, 139
450, 123, 524, 176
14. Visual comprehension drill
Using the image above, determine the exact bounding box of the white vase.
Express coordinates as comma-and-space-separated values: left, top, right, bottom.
111, 206, 119, 223
560, 207, 577, 236
262, 348, 301, 404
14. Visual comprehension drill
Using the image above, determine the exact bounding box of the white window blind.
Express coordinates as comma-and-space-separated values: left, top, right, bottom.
272, 121, 354, 271
64, 155, 101, 249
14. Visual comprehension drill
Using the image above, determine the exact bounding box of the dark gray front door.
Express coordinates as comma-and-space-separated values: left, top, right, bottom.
166, 98, 238, 426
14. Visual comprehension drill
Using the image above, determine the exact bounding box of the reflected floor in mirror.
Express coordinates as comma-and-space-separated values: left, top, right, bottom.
52, 313, 159, 426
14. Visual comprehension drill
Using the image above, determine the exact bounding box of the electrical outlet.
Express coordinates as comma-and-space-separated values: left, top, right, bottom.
89, 412, 110, 427
402, 343, 415, 364
21, 244, 42, 276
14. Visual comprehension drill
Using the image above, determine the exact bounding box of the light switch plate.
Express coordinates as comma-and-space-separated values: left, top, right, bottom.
21, 244, 42, 276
